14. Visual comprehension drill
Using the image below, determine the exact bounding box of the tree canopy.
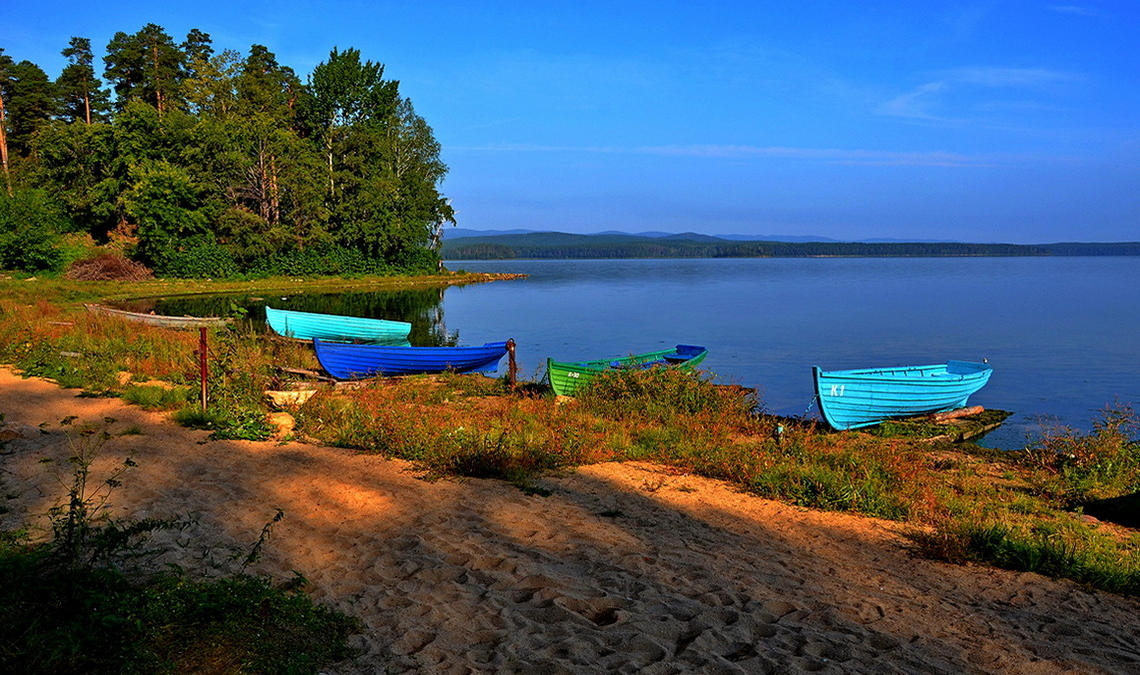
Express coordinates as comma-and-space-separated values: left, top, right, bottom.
0, 25, 454, 277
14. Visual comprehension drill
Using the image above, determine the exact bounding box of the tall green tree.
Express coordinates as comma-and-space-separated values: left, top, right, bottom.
183, 49, 241, 117
0, 49, 13, 193
22, 30, 453, 277
2, 60, 56, 156
301, 47, 399, 196
181, 28, 214, 81
235, 45, 300, 120
57, 37, 110, 124
299, 48, 452, 269
104, 24, 186, 115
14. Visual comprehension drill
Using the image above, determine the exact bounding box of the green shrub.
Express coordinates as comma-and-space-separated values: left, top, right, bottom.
122, 385, 192, 411
0, 188, 70, 272
152, 240, 240, 279
0, 419, 358, 674
249, 246, 395, 278
173, 406, 271, 441
578, 367, 758, 423
1015, 402, 1140, 503
914, 517, 1140, 596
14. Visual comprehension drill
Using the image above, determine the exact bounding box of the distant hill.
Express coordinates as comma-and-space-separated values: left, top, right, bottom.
440, 230, 1140, 260
442, 228, 963, 244
444, 228, 550, 239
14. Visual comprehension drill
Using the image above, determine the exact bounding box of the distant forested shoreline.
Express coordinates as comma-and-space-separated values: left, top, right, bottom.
442, 232, 1140, 260
0, 25, 453, 278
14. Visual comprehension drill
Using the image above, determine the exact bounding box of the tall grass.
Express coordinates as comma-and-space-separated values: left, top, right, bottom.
5, 284, 1140, 599
1012, 402, 1140, 503
299, 374, 615, 481
0, 297, 318, 440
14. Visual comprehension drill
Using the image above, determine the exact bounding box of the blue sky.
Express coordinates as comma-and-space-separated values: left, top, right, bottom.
4, 1, 1138, 242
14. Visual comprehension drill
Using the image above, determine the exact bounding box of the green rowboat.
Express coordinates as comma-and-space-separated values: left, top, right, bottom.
547, 344, 709, 396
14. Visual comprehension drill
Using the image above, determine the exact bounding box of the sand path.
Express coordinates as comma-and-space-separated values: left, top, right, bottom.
2, 367, 1138, 674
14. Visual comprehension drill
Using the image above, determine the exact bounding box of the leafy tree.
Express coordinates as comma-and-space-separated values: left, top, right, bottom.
300, 48, 452, 270
2, 60, 56, 156
236, 45, 301, 121
122, 159, 210, 266
57, 37, 110, 124
301, 47, 399, 196
104, 24, 186, 115
193, 113, 329, 262
32, 120, 120, 238
183, 48, 241, 117
0, 187, 70, 271
22, 30, 454, 277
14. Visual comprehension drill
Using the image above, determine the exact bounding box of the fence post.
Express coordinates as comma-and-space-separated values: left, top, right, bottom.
199, 327, 208, 409
506, 338, 517, 389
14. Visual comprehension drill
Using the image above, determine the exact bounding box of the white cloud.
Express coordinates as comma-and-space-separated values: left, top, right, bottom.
875, 66, 1083, 123
942, 66, 1082, 89
1048, 5, 1107, 18
876, 82, 948, 120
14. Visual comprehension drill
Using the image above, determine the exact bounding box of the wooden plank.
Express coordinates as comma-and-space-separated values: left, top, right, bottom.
275, 366, 336, 382
929, 406, 984, 423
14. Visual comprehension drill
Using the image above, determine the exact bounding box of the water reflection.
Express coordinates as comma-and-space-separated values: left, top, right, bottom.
150, 289, 457, 347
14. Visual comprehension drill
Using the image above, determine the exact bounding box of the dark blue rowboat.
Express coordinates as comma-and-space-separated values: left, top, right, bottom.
313, 338, 510, 380
813, 360, 992, 430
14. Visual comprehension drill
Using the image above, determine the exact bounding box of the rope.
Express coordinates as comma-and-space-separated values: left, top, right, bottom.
801, 396, 817, 418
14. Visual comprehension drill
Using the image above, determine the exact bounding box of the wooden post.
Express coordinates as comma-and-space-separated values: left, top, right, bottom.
199, 327, 208, 409
506, 339, 517, 389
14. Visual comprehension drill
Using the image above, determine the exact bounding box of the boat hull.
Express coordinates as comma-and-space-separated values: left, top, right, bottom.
547, 345, 709, 397
813, 360, 993, 430
314, 338, 509, 379
265, 306, 411, 343
84, 304, 231, 329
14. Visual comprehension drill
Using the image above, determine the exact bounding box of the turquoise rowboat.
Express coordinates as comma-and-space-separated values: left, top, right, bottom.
265, 306, 411, 343
813, 360, 993, 431
547, 345, 709, 397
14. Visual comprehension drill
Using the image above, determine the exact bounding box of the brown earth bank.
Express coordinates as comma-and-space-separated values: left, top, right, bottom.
2, 367, 1139, 674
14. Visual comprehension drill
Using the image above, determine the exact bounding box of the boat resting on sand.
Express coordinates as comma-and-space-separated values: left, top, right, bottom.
84, 303, 231, 329
313, 338, 510, 380
547, 345, 709, 397
813, 360, 993, 431
265, 306, 411, 343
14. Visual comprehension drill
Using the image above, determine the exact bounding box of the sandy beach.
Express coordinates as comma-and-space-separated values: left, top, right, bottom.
2, 367, 1139, 674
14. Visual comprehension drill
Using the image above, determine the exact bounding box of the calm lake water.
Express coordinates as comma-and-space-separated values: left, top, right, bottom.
157, 256, 1139, 450
439, 257, 1140, 449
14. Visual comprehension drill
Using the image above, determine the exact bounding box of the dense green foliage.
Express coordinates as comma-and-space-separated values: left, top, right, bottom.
0, 188, 71, 271
0, 25, 454, 276
442, 231, 1140, 259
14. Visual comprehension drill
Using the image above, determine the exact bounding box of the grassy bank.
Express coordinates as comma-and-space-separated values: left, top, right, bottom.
0, 272, 515, 674
2, 274, 1140, 672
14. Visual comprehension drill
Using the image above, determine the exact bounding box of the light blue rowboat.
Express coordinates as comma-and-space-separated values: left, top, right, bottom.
813, 360, 992, 431
265, 306, 411, 343
313, 338, 510, 380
